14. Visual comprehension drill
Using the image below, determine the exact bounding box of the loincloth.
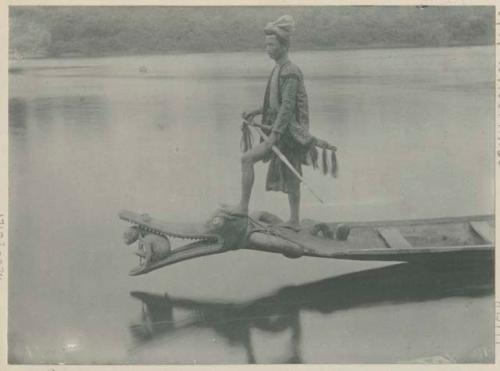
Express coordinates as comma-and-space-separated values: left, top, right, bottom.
264, 134, 305, 194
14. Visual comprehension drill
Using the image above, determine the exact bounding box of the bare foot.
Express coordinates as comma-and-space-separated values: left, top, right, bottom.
278, 220, 301, 232
220, 203, 248, 216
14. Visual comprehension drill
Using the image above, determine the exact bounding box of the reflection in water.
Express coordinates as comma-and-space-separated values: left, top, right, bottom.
10, 95, 110, 129
60, 95, 109, 127
9, 98, 27, 129
129, 261, 493, 364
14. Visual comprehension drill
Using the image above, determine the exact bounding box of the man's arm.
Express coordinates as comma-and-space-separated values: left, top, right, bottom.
251, 107, 263, 116
242, 107, 263, 120
271, 77, 298, 135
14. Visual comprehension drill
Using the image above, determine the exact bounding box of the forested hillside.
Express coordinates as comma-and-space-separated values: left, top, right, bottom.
9, 6, 494, 58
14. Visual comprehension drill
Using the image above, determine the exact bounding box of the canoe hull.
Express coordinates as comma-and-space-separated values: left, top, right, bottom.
119, 210, 494, 274
247, 214, 494, 262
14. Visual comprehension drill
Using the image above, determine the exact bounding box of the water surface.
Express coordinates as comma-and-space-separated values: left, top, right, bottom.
9, 46, 495, 364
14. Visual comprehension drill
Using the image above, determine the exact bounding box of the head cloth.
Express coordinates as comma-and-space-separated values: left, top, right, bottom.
264, 15, 296, 42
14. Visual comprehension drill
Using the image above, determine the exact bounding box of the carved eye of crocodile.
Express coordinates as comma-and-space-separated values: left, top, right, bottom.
211, 216, 224, 227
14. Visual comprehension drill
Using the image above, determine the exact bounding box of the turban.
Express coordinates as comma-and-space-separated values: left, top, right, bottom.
264, 15, 296, 42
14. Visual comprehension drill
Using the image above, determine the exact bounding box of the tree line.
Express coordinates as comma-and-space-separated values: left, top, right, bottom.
9, 6, 494, 58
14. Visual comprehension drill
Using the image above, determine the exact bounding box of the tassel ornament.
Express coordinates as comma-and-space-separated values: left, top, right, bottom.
240, 123, 254, 153
330, 150, 338, 178
311, 137, 338, 178
310, 146, 319, 169
321, 147, 328, 175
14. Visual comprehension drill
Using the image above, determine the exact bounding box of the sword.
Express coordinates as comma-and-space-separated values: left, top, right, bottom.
243, 119, 325, 204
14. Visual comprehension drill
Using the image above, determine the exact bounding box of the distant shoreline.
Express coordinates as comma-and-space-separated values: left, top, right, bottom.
8, 42, 493, 62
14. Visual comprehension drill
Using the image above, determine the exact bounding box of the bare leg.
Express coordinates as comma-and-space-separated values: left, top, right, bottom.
288, 189, 300, 226
278, 189, 301, 231
226, 133, 277, 215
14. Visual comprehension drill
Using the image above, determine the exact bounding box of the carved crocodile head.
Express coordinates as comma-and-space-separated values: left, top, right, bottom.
120, 208, 250, 275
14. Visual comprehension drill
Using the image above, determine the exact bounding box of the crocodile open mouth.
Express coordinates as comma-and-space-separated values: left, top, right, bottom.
133, 235, 221, 273
119, 209, 253, 275
120, 214, 223, 276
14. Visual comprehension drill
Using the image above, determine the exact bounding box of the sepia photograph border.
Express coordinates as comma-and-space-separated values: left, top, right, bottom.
0, 0, 498, 370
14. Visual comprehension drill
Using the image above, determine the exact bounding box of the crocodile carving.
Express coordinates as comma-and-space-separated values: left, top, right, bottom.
119, 208, 350, 275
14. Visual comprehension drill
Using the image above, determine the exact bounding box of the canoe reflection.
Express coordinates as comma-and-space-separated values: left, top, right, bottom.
129, 260, 493, 363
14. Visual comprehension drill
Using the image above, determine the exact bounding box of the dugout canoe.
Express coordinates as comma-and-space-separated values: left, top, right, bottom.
119, 209, 494, 275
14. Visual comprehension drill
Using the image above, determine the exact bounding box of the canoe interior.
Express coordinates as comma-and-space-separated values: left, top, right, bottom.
349, 220, 487, 248
294, 215, 494, 262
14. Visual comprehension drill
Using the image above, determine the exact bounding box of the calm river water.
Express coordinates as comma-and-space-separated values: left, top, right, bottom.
9, 46, 495, 364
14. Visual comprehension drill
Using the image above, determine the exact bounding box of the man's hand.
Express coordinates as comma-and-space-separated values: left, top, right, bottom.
241, 111, 255, 121
264, 131, 279, 149
241, 108, 262, 122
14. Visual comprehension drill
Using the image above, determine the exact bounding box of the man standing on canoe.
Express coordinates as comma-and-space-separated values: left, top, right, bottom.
226, 15, 315, 231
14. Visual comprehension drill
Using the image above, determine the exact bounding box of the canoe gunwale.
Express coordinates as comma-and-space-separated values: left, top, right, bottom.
327, 214, 493, 229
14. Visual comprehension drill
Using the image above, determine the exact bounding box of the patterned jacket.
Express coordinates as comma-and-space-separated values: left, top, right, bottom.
261, 60, 314, 148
